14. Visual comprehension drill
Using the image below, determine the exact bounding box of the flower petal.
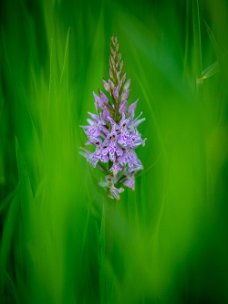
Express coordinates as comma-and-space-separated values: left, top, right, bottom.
128, 99, 138, 117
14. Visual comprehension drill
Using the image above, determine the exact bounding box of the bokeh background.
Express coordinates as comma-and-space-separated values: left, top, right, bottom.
1, 0, 228, 303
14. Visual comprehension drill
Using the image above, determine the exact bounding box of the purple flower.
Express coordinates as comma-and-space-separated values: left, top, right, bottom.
80, 148, 100, 168
93, 91, 109, 110
80, 35, 146, 200
119, 149, 143, 173
123, 175, 135, 190
99, 175, 124, 200
110, 162, 122, 176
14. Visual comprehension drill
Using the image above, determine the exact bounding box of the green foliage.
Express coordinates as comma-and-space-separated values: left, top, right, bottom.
1, 0, 228, 303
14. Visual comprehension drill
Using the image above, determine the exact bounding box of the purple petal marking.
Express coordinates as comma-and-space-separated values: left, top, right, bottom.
93, 91, 109, 109
119, 100, 127, 114
86, 118, 94, 125
110, 162, 122, 176
108, 80, 114, 90
121, 90, 129, 103
88, 112, 99, 121
102, 106, 111, 121
80, 148, 100, 168
93, 92, 102, 109
100, 91, 109, 104
123, 175, 135, 190
100, 154, 109, 163
128, 99, 138, 117
113, 86, 120, 99
109, 185, 124, 200
130, 112, 145, 128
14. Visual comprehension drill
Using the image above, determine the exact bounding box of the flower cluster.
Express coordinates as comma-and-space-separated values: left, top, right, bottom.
80, 36, 146, 200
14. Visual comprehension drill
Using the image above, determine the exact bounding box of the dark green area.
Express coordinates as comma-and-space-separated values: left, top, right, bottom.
1, 0, 228, 303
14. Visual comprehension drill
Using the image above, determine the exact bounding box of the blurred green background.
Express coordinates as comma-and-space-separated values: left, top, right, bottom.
1, 0, 228, 303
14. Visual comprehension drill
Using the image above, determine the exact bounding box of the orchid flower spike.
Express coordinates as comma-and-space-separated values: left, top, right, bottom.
80, 35, 146, 200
